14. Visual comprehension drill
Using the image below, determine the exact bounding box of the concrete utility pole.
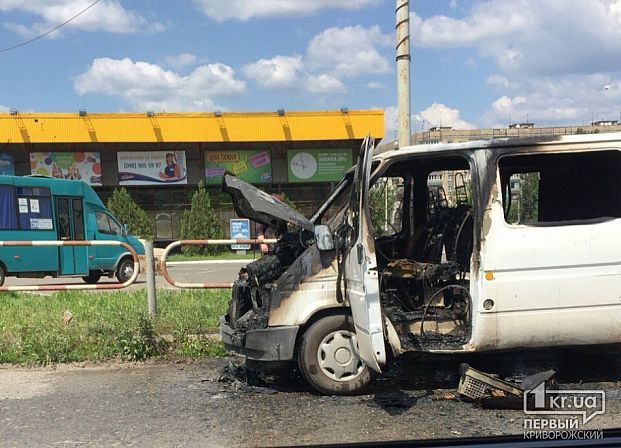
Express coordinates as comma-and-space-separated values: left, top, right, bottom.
396, 0, 411, 149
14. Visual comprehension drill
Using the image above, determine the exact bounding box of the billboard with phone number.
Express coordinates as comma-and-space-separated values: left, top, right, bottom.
118, 151, 187, 185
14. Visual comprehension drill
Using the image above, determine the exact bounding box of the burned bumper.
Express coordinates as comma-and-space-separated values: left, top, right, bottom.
219, 315, 299, 362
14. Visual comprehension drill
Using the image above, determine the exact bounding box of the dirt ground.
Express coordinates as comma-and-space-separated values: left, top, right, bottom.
1, 347, 621, 447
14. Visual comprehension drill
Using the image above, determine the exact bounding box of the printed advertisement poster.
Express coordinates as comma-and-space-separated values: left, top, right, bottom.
287, 149, 353, 183
0, 152, 15, 176
118, 151, 187, 185
30, 152, 102, 185
205, 150, 272, 185
230, 218, 251, 250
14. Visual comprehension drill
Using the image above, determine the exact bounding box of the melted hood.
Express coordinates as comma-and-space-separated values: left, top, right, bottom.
222, 173, 314, 232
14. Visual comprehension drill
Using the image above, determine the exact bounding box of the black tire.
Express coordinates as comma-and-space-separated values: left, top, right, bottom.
298, 314, 374, 395
82, 271, 102, 284
0, 263, 5, 287
116, 258, 135, 283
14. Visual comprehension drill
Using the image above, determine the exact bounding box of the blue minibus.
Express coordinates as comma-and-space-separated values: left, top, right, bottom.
0, 175, 145, 286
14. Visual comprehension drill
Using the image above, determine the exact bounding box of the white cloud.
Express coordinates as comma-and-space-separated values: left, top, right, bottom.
192, 0, 381, 21
382, 106, 399, 141
0, 0, 164, 37
367, 81, 385, 90
243, 55, 303, 89
244, 25, 390, 95
414, 103, 476, 130
486, 74, 516, 90
382, 103, 474, 142
306, 75, 346, 94
307, 25, 392, 78
0, 104, 9, 112
481, 75, 621, 127
74, 57, 245, 111
410, 1, 621, 76
164, 53, 198, 70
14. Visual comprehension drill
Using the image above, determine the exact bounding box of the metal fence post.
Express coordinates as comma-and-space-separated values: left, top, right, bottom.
145, 241, 157, 317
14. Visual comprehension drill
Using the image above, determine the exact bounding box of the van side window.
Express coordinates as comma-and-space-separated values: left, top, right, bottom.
96, 211, 111, 234
499, 150, 621, 224
16, 187, 53, 230
0, 186, 18, 230
108, 216, 122, 236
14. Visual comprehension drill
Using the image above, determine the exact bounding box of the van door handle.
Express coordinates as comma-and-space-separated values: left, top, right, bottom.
357, 243, 364, 264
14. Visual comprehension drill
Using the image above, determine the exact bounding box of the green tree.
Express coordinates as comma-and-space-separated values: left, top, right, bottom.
506, 172, 539, 224
107, 188, 153, 240
180, 182, 224, 255
369, 178, 400, 237
520, 172, 539, 223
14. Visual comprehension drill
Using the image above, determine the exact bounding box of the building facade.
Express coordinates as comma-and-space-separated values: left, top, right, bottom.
0, 110, 384, 243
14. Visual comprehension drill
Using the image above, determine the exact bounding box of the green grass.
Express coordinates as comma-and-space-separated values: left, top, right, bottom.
166, 252, 261, 262
0, 289, 230, 365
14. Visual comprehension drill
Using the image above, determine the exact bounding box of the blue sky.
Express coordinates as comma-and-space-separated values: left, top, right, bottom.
1, 0, 621, 140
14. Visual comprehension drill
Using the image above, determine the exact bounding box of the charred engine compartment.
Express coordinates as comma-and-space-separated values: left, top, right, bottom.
224, 230, 312, 345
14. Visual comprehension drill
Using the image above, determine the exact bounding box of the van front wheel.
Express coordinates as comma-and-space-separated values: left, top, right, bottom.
82, 272, 102, 284
0, 264, 5, 286
116, 258, 135, 283
298, 315, 373, 395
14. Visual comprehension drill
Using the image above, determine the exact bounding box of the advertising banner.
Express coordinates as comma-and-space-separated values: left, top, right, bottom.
205, 150, 272, 185
0, 152, 15, 176
230, 218, 251, 250
287, 149, 352, 183
30, 152, 102, 185
118, 151, 187, 185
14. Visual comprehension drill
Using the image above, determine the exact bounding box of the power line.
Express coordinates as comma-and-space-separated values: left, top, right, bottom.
0, 0, 102, 55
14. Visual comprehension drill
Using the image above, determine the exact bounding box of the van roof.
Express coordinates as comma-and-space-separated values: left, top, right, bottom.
0, 175, 105, 208
376, 131, 621, 161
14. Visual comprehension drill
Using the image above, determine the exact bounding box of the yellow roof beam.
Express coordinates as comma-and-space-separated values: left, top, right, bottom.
0, 110, 384, 144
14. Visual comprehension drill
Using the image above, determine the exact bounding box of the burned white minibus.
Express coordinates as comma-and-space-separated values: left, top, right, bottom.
220, 133, 621, 395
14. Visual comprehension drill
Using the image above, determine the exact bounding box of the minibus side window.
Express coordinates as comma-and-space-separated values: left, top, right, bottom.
0, 186, 18, 230
15, 187, 53, 230
108, 216, 122, 236
72, 199, 85, 240
96, 211, 111, 234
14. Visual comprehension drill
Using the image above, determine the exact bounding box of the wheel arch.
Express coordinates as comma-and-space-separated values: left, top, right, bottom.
113, 252, 132, 270
293, 306, 352, 357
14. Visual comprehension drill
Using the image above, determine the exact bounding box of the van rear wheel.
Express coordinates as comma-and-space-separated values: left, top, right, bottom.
82, 272, 102, 284
298, 315, 373, 395
0, 264, 5, 286
116, 258, 135, 283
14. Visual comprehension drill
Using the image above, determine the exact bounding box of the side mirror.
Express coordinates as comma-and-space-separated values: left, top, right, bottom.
314, 224, 334, 251
122, 224, 129, 237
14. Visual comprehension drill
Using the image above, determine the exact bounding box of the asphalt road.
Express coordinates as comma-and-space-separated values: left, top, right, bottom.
2, 260, 249, 291
1, 347, 621, 447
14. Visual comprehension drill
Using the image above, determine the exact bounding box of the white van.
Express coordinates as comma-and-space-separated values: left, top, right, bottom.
220, 133, 621, 395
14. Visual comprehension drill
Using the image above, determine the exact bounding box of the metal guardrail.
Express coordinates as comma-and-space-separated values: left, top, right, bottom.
0, 240, 140, 291
159, 239, 278, 289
